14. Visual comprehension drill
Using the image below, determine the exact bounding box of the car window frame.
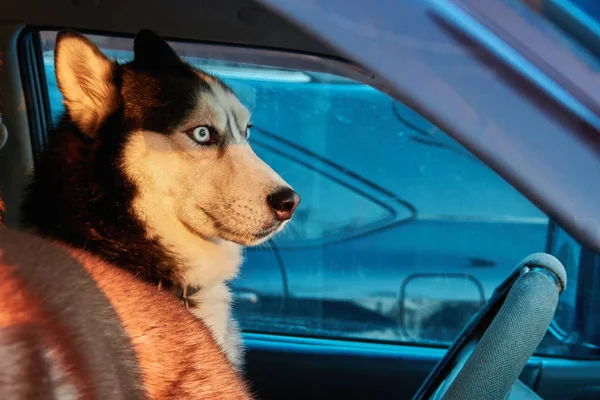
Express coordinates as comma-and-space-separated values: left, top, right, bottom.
19, 27, 600, 360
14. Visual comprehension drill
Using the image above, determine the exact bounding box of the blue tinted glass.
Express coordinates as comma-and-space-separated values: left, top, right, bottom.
40, 31, 586, 357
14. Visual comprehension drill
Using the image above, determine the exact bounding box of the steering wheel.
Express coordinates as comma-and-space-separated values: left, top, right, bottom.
412, 253, 566, 400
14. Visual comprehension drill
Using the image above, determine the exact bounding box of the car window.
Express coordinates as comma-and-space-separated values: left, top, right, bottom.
39, 30, 591, 357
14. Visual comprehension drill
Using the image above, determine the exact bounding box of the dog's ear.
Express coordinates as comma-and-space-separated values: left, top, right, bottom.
133, 29, 182, 69
54, 30, 119, 138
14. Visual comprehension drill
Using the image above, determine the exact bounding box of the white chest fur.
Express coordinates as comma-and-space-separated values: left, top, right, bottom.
188, 282, 244, 370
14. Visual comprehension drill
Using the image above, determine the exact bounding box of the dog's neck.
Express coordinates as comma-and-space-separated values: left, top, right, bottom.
157, 279, 202, 308
129, 187, 244, 289
159, 225, 243, 289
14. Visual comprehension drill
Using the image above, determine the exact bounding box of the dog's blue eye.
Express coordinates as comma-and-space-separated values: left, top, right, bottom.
189, 126, 212, 144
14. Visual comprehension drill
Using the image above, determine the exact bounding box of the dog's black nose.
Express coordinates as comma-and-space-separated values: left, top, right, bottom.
267, 187, 300, 221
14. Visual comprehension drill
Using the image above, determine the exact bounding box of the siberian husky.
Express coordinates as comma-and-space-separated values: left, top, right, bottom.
21, 29, 300, 370
0, 196, 254, 398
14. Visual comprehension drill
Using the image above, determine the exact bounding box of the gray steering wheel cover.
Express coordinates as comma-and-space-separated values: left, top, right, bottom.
516, 252, 567, 292
439, 267, 562, 400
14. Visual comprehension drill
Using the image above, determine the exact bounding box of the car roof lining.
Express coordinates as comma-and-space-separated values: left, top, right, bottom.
0, 0, 340, 57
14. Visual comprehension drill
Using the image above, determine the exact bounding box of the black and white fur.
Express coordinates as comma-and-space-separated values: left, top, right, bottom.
21, 29, 300, 370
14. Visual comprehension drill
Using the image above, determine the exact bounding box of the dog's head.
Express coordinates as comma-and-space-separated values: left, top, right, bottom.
54, 30, 299, 248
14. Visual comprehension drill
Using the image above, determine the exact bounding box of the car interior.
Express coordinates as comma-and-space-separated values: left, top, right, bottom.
1, 0, 600, 399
